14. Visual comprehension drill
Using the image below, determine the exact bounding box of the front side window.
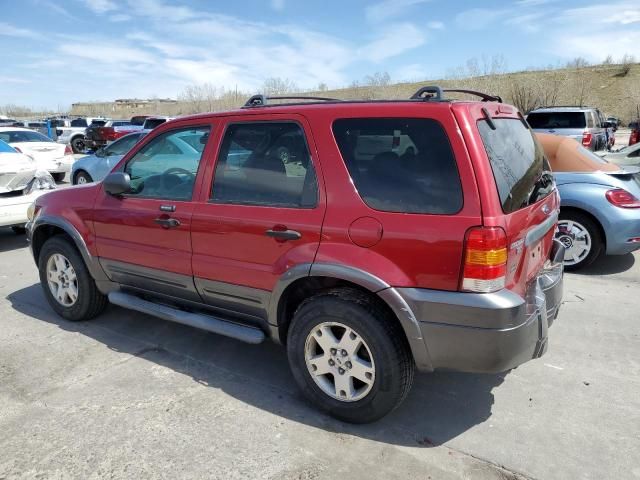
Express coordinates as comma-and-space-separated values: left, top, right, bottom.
211, 122, 318, 208
332, 118, 462, 214
70, 118, 88, 127
124, 127, 210, 201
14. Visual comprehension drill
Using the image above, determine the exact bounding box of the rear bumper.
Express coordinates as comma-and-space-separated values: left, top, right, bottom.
396, 240, 565, 373
603, 207, 640, 255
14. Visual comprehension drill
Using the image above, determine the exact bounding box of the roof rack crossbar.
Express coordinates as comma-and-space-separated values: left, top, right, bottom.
244, 95, 341, 107
443, 89, 502, 103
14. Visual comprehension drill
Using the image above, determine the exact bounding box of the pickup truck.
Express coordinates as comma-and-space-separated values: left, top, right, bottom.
57, 117, 108, 153
84, 116, 150, 151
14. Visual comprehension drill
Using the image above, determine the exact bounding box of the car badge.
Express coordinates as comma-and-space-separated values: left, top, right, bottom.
542, 205, 551, 215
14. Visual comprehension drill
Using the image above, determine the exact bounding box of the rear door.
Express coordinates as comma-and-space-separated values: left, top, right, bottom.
464, 104, 559, 297
190, 114, 325, 320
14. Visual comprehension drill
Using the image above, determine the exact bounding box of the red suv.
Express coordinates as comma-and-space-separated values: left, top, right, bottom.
27, 87, 564, 423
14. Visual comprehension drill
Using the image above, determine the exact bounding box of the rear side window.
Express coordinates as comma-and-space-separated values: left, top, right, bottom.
70, 118, 88, 127
478, 118, 553, 213
332, 118, 462, 214
526, 112, 586, 129
211, 122, 318, 208
144, 119, 167, 130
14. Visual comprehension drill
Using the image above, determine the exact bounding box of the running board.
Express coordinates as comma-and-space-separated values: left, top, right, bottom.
108, 291, 266, 344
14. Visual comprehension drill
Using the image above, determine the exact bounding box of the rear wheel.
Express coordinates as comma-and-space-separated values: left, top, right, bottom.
73, 170, 93, 185
52, 172, 66, 182
287, 288, 414, 423
556, 211, 603, 270
71, 136, 85, 154
38, 236, 108, 321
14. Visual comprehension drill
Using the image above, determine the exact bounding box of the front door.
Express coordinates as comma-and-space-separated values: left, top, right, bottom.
93, 125, 212, 301
190, 116, 325, 320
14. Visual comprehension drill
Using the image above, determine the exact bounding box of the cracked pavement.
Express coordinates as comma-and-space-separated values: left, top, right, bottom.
0, 228, 638, 480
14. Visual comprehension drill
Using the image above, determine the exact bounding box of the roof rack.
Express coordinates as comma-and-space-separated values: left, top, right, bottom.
409, 86, 502, 103
244, 95, 341, 107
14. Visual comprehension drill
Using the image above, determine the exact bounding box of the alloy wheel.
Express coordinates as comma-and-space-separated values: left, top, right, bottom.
46, 253, 79, 306
556, 219, 592, 266
304, 322, 375, 402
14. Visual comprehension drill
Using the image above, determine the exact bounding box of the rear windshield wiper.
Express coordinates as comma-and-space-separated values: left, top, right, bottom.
528, 170, 554, 204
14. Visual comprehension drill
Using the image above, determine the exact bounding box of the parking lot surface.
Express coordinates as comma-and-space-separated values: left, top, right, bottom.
0, 227, 638, 480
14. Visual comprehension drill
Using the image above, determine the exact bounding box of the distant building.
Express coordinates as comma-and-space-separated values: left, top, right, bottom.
71, 98, 178, 116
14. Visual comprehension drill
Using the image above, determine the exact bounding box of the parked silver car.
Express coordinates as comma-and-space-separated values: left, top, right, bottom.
538, 133, 640, 269
598, 142, 640, 166
527, 106, 608, 151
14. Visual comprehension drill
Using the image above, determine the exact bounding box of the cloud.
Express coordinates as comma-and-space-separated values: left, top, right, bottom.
427, 20, 444, 30
0, 22, 42, 39
361, 23, 427, 62
0, 75, 31, 84
515, 0, 557, 5
125, 0, 197, 21
455, 8, 509, 30
365, 0, 431, 23
58, 43, 157, 64
82, 0, 117, 13
270, 0, 284, 11
110, 14, 131, 22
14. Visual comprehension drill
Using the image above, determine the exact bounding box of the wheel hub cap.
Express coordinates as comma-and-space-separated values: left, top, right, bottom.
304, 322, 375, 402
46, 253, 78, 307
556, 220, 592, 266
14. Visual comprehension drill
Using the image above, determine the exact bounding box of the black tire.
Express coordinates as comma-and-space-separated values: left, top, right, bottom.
557, 211, 603, 271
71, 136, 85, 154
73, 170, 93, 185
287, 288, 414, 423
51, 172, 66, 183
38, 236, 108, 321
11, 225, 26, 234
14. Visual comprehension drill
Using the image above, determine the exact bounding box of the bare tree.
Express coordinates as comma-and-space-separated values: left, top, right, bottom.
364, 71, 391, 87
262, 77, 298, 95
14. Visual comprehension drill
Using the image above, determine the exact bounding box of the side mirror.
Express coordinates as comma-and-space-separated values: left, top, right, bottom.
104, 172, 131, 196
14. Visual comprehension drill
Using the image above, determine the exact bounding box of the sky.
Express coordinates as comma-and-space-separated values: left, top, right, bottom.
0, 0, 639, 109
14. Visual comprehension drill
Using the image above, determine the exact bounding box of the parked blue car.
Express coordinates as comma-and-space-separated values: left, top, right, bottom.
71, 131, 147, 185
538, 133, 640, 270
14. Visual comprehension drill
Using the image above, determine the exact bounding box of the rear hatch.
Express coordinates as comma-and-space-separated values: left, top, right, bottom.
462, 105, 559, 297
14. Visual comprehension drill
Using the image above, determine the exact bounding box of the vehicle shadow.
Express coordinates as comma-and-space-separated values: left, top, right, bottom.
577, 253, 635, 276
0, 229, 29, 253
7, 283, 505, 448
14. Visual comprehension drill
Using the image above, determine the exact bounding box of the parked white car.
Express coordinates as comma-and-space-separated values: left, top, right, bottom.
56, 117, 108, 153
0, 127, 74, 182
0, 139, 37, 193
598, 142, 640, 166
0, 170, 57, 231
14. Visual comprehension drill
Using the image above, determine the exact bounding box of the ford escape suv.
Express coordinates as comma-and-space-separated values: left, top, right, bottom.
27, 87, 564, 423
526, 106, 608, 151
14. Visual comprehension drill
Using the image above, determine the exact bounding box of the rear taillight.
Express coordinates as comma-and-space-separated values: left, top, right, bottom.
605, 188, 640, 208
581, 132, 592, 147
102, 127, 117, 141
461, 227, 508, 293
64, 145, 73, 156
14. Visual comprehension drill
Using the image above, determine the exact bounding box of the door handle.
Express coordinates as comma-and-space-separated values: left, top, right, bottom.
159, 204, 176, 212
154, 217, 181, 229
265, 229, 302, 241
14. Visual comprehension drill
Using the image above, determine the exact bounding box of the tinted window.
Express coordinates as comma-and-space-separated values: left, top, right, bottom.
105, 133, 145, 156
124, 127, 210, 200
70, 118, 88, 127
111, 121, 131, 127
211, 122, 317, 208
526, 112, 586, 129
90, 120, 107, 127
478, 119, 553, 213
131, 116, 147, 126
332, 118, 462, 214
144, 118, 167, 130
0, 130, 53, 143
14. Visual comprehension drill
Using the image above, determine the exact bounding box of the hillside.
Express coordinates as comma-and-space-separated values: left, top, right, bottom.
70, 63, 640, 123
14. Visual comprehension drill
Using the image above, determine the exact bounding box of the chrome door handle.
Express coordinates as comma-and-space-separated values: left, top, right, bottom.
154, 218, 181, 229
265, 229, 302, 241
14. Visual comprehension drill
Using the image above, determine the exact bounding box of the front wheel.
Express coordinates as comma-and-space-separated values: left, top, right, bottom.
287, 289, 414, 423
73, 170, 93, 185
71, 137, 85, 154
38, 236, 108, 321
52, 172, 66, 183
555, 211, 603, 270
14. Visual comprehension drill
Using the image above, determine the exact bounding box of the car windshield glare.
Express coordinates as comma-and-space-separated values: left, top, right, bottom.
0, 130, 54, 143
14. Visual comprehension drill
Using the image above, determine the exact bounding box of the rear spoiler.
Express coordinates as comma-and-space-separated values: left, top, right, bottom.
606, 166, 640, 176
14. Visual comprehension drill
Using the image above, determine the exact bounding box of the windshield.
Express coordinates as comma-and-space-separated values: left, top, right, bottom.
527, 112, 587, 129
478, 118, 553, 213
0, 130, 54, 143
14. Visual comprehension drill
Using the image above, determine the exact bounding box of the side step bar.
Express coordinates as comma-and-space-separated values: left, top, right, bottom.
108, 291, 266, 344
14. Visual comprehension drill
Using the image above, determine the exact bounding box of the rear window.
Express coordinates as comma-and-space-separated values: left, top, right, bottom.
526, 112, 586, 129
478, 118, 553, 213
0, 130, 54, 143
130, 116, 148, 126
144, 118, 167, 130
111, 121, 131, 127
332, 118, 463, 214
90, 120, 107, 127
70, 118, 88, 127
